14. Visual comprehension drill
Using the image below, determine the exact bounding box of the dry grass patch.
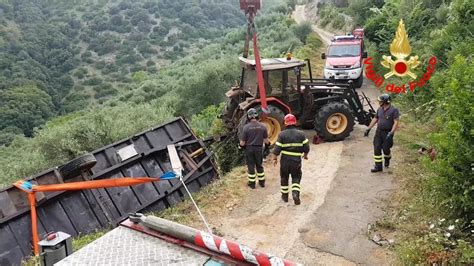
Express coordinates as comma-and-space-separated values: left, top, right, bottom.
151, 166, 249, 232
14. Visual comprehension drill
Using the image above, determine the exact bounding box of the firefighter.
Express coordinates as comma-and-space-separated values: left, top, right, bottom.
240, 108, 270, 189
272, 114, 310, 205
364, 94, 400, 172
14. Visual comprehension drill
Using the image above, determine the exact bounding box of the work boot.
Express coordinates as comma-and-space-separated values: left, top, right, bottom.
384, 157, 391, 168
292, 191, 301, 205
281, 193, 289, 202
258, 180, 265, 188
370, 164, 383, 173
248, 181, 255, 189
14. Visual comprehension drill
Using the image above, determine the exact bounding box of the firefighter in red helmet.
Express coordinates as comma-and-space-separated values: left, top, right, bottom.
272, 114, 310, 205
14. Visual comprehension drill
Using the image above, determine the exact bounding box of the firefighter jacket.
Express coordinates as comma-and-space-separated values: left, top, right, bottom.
273, 127, 310, 162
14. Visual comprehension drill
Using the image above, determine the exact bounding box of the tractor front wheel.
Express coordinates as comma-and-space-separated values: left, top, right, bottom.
314, 102, 355, 141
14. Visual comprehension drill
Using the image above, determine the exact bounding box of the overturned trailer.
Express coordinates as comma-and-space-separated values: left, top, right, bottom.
0, 117, 218, 265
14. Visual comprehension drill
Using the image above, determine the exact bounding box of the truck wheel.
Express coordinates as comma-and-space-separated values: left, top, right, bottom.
59, 154, 97, 179
354, 74, 363, 88
314, 102, 355, 141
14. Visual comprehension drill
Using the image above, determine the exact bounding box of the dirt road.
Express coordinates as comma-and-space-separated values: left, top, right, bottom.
294, 5, 334, 45
212, 5, 394, 265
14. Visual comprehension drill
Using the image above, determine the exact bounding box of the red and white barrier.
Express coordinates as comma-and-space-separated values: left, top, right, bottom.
195, 231, 297, 266
129, 214, 300, 266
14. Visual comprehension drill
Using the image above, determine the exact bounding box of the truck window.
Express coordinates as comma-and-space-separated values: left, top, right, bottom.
328, 45, 360, 57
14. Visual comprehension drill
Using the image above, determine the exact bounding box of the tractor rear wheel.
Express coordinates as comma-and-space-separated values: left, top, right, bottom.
237, 105, 285, 144
259, 105, 285, 144
314, 102, 354, 141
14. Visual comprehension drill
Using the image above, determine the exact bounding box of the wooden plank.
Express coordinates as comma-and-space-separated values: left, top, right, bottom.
167, 145, 183, 177
81, 189, 111, 227
165, 121, 189, 141
103, 173, 141, 219
36, 202, 78, 237
147, 128, 173, 148
35, 171, 62, 199
7, 188, 29, 214
142, 200, 167, 213
0, 191, 16, 218
90, 188, 121, 223
165, 191, 183, 207
0, 224, 24, 264
8, 214, 47, 256
59, 192, 101, 234
122, 163, 159, 204
180, 151, 198, 171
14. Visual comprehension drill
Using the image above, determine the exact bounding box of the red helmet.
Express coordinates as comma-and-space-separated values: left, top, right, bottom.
284, 114, 297, 126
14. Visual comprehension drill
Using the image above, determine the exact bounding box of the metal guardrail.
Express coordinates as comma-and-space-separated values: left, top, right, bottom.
0, 117, 219, 265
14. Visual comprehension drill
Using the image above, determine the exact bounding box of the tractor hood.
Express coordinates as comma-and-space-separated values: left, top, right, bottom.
326, 57, 360, 68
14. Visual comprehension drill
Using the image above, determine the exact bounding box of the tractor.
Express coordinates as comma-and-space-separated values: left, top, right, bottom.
222, 56, 376, 143
222, 0, 375, 143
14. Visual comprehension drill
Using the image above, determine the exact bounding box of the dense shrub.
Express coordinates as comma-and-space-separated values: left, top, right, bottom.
344, 0, 474, 262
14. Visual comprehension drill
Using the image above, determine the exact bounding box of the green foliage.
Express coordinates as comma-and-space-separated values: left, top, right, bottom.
190, 103, 226, 138
0, 126, 22, 147
0, 0, 247, 129
189, 95, 247, 175
318, 4, 348, 30
292, 22, 313, 43
0, 102, 175, 187
213, 134, 245, 174
347, 0, 474, 262
427, 56, 473, 220
93, 83, 117, 99
0, 85, 55, 137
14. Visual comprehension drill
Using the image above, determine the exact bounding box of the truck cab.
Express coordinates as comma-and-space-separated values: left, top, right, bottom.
321, 29, 367, 88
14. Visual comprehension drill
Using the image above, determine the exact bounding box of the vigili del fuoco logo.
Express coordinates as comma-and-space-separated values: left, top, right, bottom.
364, 19, 437, 93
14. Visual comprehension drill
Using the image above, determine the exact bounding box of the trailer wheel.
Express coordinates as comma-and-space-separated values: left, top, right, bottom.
314, 102, 355, 141
59, 154, 97, 179
237, 105, 285, 144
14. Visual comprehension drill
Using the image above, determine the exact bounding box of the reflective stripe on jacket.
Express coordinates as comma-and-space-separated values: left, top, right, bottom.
273, 127, 310, 161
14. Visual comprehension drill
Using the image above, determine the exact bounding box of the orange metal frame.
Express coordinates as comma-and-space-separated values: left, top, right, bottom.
14, 177, 163, 256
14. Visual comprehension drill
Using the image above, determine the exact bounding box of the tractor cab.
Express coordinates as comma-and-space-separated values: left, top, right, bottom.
238, 57, 308, 115
239, 56, 305, 96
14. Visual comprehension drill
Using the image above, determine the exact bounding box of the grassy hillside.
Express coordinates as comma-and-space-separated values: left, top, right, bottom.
0, 0, 314, 187
0, 0, 245, 138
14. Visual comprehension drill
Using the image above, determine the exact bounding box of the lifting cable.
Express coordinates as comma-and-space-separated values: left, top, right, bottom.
168, 144, 213, 234
178, 174, 213, 234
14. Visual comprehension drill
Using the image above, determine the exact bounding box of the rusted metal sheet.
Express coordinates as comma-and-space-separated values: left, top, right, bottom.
0, 117, 218, 265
